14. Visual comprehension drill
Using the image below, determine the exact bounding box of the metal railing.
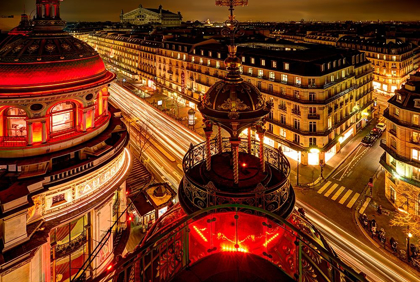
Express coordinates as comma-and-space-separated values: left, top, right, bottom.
91, 204, 367, 282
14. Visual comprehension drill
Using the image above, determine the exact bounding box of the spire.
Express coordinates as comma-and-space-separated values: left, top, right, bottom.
216, 0, 248, 82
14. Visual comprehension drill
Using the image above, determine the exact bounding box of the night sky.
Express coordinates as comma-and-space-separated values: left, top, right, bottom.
1, 0, 420, 31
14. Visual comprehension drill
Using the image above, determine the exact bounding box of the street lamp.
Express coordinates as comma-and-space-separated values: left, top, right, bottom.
407, 232, 413, 262
188, 108, 196, 129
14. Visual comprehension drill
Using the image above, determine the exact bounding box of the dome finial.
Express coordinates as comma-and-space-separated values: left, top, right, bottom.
216, 0, 248, 81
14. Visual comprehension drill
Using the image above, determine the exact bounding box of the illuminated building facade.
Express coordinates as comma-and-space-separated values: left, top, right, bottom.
337, 36, 417, 95
86, 32, 374, 165
92, 2, 367, 281
381, 72, 420, 216
0, 1, 131, 281
87, 32, 159, 89
156, 40, 374, 165
120, 5, 182, 27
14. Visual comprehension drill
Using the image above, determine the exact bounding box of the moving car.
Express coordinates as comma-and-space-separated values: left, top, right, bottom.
361, 134, 377, 147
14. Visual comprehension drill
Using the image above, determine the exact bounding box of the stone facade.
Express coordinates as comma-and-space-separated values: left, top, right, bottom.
381, 72, 420, 215
120, 5, 182, 27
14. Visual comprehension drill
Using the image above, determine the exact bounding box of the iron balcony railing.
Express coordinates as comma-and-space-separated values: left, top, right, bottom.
84, 204, 367, 282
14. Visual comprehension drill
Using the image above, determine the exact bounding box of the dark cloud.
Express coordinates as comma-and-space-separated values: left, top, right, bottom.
1, 0, 419, 31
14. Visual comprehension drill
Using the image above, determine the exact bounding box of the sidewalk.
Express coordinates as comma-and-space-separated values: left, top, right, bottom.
293, 120, 376, 187
355, 168, 420, 268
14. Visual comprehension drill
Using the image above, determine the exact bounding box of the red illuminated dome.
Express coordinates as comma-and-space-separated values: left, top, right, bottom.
0, 35, 110, 90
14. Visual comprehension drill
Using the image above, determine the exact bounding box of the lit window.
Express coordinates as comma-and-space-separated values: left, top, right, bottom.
261, 59, 265, 66
272, 61, 277, 68
4, 107, 27, 138
269, 72, 275, 81
218, 52, 221, 59
248, 68, 253, 76
251, 57, 255, 64
242, 56, 245, 62
295, 77, 301, 86
413, 149, 419, 161
258, 70, 263, 78
284, 62, 289, 70
50, 102, 76, 134
281, 74, 288, 83
216, 61, 220, 69
413, 114, 419, 126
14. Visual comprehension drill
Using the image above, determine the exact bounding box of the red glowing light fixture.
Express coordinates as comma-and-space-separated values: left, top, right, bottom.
263, 233, 280, 247
107, 264, 113, 271
193, 226, 208, 242
221, 245, 248, 253
128, 216, 132, 221
242, 163, 247, 167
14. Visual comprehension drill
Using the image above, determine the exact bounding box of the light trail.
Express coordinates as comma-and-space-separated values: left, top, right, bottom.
298, 200, 418, 282
110, 82, 420, 282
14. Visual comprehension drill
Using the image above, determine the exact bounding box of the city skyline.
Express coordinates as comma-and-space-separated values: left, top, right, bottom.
1, 0, 420, 31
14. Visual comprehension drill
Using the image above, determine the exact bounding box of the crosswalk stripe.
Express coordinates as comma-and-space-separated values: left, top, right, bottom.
331, 186, 345, 200
317, 181, 331, 194
347, 193, 361, 208
359, 197, 371, 214
339, 190, 353, 204
324, 184, 339, 197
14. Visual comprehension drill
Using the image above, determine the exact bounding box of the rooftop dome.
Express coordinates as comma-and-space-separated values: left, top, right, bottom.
0, 0, 112, 92
200, 46, 272, 136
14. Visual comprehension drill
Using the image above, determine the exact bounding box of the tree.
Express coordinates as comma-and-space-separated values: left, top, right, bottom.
128, 117, 155, 161
390, 212, 420, 240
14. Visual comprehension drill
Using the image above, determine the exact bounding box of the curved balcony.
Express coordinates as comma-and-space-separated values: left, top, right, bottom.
179, 138, 294, 217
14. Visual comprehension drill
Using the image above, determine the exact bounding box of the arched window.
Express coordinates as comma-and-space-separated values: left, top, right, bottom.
50, 101, 76, 134
4, 107, 27, 137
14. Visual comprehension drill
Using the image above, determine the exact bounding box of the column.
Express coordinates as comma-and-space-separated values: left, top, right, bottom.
204, 120, 213, 171
82, 110, 87, 132
42, 121, 47, 143
247, 127, 252, 154
27, 122, 33, 146
257, 126, 266, 173
217, 125, 223, 153
91, 109, 95, 128
230, 138, 240, 185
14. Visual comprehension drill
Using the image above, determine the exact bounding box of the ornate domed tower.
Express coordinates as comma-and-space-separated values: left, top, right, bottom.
178, 0, 295, 217
93, 2, 367, 282
0, 1, 131, 281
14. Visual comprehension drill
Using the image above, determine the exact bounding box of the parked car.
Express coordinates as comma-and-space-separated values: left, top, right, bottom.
376, 122, 386, 132
362, 134, 377, 146
371, 127, 382, 137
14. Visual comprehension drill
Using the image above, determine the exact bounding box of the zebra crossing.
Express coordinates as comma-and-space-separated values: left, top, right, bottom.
317, 181, 361, 209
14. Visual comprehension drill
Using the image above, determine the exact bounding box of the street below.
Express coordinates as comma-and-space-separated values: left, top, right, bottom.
110, 82, 419, 282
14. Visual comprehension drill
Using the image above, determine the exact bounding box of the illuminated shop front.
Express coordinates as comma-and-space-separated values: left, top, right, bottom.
50, 215, 89, 282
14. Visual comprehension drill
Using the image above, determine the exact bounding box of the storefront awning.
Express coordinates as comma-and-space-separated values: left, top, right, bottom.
130, 194, 154, 216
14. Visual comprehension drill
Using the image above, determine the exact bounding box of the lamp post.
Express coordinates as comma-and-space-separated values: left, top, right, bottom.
407, 231, 413, 262
188, 108, 196, 130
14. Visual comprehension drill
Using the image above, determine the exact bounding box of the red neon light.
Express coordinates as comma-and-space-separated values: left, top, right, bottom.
193, 226, 208, 242
263, 233, 280, 247
221, 245, 248, 253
